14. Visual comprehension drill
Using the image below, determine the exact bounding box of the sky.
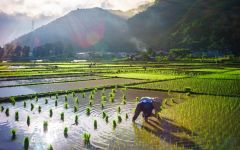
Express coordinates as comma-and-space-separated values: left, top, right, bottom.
0, 0, 155, 46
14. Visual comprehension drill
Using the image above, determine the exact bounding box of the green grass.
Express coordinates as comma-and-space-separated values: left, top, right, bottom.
161, 95, 240, 149
131, 78, 240, 96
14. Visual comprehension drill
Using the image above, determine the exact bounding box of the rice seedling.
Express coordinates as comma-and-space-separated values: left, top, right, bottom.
122, 100, 126, 105
15, 111, 19, 121
82, 93, 85, 98
27, 116, 30, 126
65, 95, 68, 102
136, 97, 139, 102
125, 113, 128, 119
101, 92, 105, 97
112, 89, 116, 93
5, 108, 9, 116
94, 120, 97, 129
75, 115, 78, 125
1, 106, 4, 112
31, 103, 34, 111
11, 129, 16, 140
60, 112, 64, 121
86, 107, 91, 115
73, 105, 78, 113
184, 87, 192, 93
49, 109, 53, 117
109, 97, 114, 103
101, 101, 105, 109
64, 102, 68, 109
23, 101, 26, 108
35, 96, 38, 102
118, 115, 122, 123
105, 116, 109, 123
75, 97, 79, 104
109, 92, 115, 98
82, 132, 91, 145
10, 97, 16, 106
55, 100, 58, 106
45, 99, 48, 104
43, 121, 48, 131
89, 94, 94, 100
72, 92, 75, 97
117, 106, 121, 113
56, 94, 58, 99
38, 106, 41, 113
113, 120, 117, 128
101, 95, 107, 101
64, 127, 68, 137
89, 101, 93, 107
47, 144, 53, 150
102, 111, 107, 118
122, 95, 126, 100
23, 136, 29, 150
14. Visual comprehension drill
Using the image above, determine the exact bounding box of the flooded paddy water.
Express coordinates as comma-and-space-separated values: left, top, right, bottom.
0, 89, 200, 150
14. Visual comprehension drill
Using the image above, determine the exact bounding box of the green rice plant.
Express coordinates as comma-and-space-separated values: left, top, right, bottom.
101, 92, 105, 97
60, 112, 64, 121
64, 127, 68, 137
112, 89, 116, 93
109, 92, 115, 98
65, 95, 68, 102
101, 95, 107, 101
23, 136, 29, 150
82, 132, 91, 145
5, 108, 9, 116
27, 116, 30, 126
10, 97, 16, 106
75, 115, 78, 125
101, 101, 105, 109
35, 96, 38, 102
102, 111, 107, 119
86, 107, 91, 116
55, 100, 58, 107
23, 101, 26, 108
109, 97, 114, 103
72, 92, 75, 97
43, 121, 48, 131
89, 94, 94, 100
55, 94, 58, 99
64, 102, 68, 109
122, 95, 126, 100
31, 103, 34, 111
112, 120, 117, 128
38, 106, 41, 113
75, 97, 79, 104
105, 116, 109, 123
94, 120, 97, 130
11, 129, 16, 140
117, 115, 122, 123
15, 111, 19, 121
82, 93, 85, 98
122, 100, 126, 105
125, 113, 128, 119
47, 144, 53, 150
136, 97, 139, 102
89, 101, 93, 107
117, 106, 121, 113
1, 106, 4, 112
74, 105, 78, 113
45, 99, 48, 104
49, 109, 53, 117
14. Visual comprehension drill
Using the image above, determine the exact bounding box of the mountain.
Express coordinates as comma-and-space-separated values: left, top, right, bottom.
13, 8, 136, 58
128, 0, 240, 55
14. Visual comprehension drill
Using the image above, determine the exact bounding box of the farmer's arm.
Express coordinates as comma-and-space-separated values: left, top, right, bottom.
132, 103, 142, 122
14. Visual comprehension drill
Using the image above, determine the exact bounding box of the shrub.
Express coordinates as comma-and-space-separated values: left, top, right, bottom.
118, 115, 122, 123
47, 144, 53, 150
105, 116, 109, 123
27, 116, 30, 126
86, 107, 91, 116
15, 111, 19, 121
113, 120, 117, 128
61, 112, 64, 121
5, 108, 9, 116
64, 127, 68, 137
31, 103, 34, 111
43, 121, 48, 131
75, 115, 78, 125
23, 136, 29, 150
49, 109, 53, 117
94, 120, 97, 130
23, 101, 26, 108
74, 105, 78, 113
55, 100, 58, 107
64, 102, 68, 109
45, 99, 48, 104
10, 97, 16, 106
38, 106, 41, 113
82, 132, 91, 145
11, 129, 16, 140
1, 106, 4, 112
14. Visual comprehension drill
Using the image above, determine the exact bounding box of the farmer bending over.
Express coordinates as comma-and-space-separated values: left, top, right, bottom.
132, 97, 162, 122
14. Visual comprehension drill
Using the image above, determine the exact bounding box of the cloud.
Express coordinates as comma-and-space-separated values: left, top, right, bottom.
0, 0, 155, 18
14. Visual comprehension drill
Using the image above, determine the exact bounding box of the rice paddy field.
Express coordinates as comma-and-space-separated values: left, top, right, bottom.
0, 61, 239, 150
